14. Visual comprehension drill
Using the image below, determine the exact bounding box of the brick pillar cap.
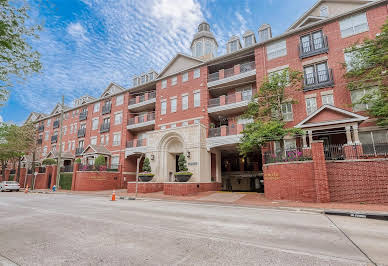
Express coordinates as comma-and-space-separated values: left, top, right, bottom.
312, 140, 324, 143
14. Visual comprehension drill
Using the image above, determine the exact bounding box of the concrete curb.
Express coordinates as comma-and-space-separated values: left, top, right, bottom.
324, 210, 388, 221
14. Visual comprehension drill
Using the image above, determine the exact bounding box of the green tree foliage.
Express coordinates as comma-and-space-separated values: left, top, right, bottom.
142, 157, 151, 172
0, 122, 35, 180
344, 20, 388, 126
94, 155, 105, 169
0, 0, 42, 105
177, 154, 188, 172
239, 69, 303, 156
75, 158, 81, 164
42, 158, 56, 165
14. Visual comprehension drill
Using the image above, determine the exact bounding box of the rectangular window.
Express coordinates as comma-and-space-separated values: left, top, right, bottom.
113, 133, 121, 146
78, 140, 84, 149
71, 141, 75, 150
92, 118, 99, 130
94, 103, 100, 113
322, 93, 334, 105
229, 40, 238, 52
52, 145, 56, 152
160, 125, 166, 130
266, 40, 287, 60
182, 72, 188, 82
70, 124, 73, 134
182, 95, 188, 110
170, 98, 177, 113
350, 88, 377, 111
300, 31, 324, 53
304, 61, 330, 86
171, 76, 177, 86
63, 126, 67, 135
74, 123, 77, 132
171, 123, 176, 128
194, 119, 200, 124
161, 100, 167, 115
182, 121, 189, 126
116, 95, 124, 106
305, 97, 317, 115
68, 141, 71, 151
193, 68, 200, 79
244, 35, 254, 47
193, 91, 200, 107
43, 146, 47, 155
281, 103, 293, 121
47, 119, 51, 126
114, 112, 123, 125
45, 131, 49, 141
111, 156, 119, 169
105, 135, 109, 145
62, 142, 65, 152
161, 80, 167, 89
91, 137, 97, 145
100, 135, 104, 145
340, 12, 368, 38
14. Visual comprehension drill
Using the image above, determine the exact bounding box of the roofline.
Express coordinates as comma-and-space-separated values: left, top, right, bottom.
157, 53, 204, 78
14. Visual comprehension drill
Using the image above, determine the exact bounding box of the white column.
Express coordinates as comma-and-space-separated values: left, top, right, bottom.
345, 125, 353, 145
302, 131, 308, 148
353, 124, 360, 144
308, 130, 313, 148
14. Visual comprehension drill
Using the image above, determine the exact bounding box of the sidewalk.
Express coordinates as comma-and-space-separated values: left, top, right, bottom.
31, 189, 388, 215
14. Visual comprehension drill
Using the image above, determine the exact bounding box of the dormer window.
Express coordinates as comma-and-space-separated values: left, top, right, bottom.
230, 40, 238, 53
244, 35, 254, 47
149, 72, 154, 81
320, 5, 328, 17
141, 75, 146, 84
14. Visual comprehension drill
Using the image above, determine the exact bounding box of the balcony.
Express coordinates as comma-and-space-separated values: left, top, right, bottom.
299, 36, 329, 59
303, 68, 334, 92
75, 147, 84, 156
207, 124, 245, 149
77, 128, 86, 138
79, 111, 87, 121
37, 138, 42, 145
208, 91, 254, 117
128, 91, 156, 112
102, 104, 111, 115
127, 112, 155, 131
38, 125, 44, 132
53, 120, 59, 129
207, 61, 256, 88
51, 135, 58, 144
125, 139, 147, 157
100, 122, 110, 133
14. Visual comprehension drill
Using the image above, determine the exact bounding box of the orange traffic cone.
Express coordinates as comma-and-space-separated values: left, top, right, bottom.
111, 189, 116, 201
24, 185, 29, 194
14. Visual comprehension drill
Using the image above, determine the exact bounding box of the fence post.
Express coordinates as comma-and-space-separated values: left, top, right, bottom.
71, 163, 79, 191
52, 165, 57, 189
311, 141, 330, 203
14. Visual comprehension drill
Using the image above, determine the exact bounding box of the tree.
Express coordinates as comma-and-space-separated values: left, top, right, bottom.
239, 69, 303, 156
142, 157, 151, 172
177, 154, 188, 172
94, 155, 105, 170
0, 0, 42, 105
344, 20, 388, 126
42, 158, 56, 165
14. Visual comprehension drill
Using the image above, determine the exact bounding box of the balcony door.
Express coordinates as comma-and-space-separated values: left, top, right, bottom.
301, 30, 323, 53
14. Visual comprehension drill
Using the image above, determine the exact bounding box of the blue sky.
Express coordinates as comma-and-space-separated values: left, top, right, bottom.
1, 0, 317, 124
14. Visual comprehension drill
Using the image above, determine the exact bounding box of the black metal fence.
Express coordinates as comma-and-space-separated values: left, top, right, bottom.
324, 143, 388, 160
264, 146, 312, 164
78, 164, 120, 172
61, 165, 74, 173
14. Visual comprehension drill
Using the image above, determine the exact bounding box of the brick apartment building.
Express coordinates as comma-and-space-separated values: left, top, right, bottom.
22, 0, 388, 197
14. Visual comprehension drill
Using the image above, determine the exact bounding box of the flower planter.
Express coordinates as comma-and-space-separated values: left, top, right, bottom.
138, 173, 154, 182
174, 172, 192, 182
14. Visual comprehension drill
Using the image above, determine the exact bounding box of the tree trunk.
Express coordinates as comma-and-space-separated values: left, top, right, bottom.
1, 161, 6, 181
17, 157, 21, 182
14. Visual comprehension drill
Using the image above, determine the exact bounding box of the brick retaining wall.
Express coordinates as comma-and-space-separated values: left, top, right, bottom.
127, 182, 164, 193
163, 182, 222, 196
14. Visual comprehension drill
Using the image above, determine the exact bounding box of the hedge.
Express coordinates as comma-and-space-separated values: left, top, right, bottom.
8, 174, 15, 181
59, 173, 73, 190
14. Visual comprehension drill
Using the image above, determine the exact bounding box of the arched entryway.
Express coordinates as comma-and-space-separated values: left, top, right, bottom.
159, 133, 184, 182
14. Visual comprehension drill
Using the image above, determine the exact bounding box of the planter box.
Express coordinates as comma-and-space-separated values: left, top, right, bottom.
138, 173, 154, 182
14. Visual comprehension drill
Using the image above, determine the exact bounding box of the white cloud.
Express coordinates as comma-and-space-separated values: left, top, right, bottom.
0, 115, 3, 123
67, 22, 89, 41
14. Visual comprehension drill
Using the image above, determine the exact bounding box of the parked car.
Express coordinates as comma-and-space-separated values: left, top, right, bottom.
0, 181, 20, 192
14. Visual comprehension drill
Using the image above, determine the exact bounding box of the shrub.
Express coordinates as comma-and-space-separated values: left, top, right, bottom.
59, 173, 72, 190
177, 154, 188, 172
8, 174, 15, 181
42, 158, 56, 165
75, 158, 81, 164
142, 157, 151, 172
94, 155, 106, 169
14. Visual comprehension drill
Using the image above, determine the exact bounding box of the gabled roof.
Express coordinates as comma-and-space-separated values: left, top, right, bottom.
295, 104, 368, 128
81, 144, 111, 156
157, 53, 204, 79
288, 0, 373, 31
50, 103, 70, 116
25, 112, 46, 124
100, 82, 125, 98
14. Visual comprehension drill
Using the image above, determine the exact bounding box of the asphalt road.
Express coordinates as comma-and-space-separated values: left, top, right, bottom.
0, 192, 387, 266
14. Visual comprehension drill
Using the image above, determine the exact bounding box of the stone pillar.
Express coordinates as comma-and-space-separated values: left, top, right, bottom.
345, 125, 353, 145
302, 131, 308, 148
219, 69, 225, 79
71, 163, 79, 191
144, 93, 149, 101
352, 124, 360, 144
136, 95, 140, 104
311, 141, 330, 203
308, 130, 313, 148
51, 165, 57, 189
235, 92, 242, 102
135, 116, 139, 124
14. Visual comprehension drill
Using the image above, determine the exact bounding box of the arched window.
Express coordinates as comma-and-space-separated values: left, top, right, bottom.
205, 40, 212, 55
196, 42, 203, 57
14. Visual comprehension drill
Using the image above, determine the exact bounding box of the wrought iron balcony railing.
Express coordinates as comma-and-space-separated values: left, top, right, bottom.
299, 36, 329, 59
303, 68, 334, 92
